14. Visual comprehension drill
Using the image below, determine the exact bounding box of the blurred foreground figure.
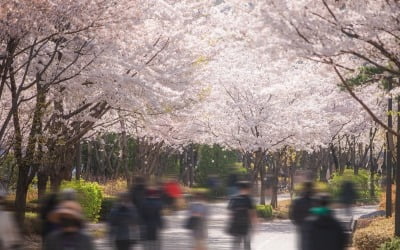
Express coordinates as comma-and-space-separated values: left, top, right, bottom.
0, 190, 21, 250
40, 188, 79, 241
227, 181, 256, 250
40, 193, 59, 240
109, 193, 139, 250
130, 177, 147, 243
339, 181, 357, 217
186, 192, 209, 250
227, 174, 238, 197
303, 194, 347, 250
289, 182, 315, 249
44, 200, 95, 250
142, 188, 163, 250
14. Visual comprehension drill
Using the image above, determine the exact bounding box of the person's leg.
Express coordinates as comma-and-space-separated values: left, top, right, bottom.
232, 236, 242, 250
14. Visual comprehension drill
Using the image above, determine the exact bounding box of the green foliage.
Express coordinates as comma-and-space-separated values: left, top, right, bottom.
0, 153, 17, 189
256, 204, 273, 219
346, 66, 384, 88
294, 181, 329, 194
61, 180, 103, 222
380, 238, 400, 250
329, 169, 380, 204
195, 144, 239, 186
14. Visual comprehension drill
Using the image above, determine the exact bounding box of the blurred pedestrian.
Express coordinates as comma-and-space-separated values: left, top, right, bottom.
131, 177, 147, 212
109, 192, 139, 250
142, 188, 164, 250
186, 192, 209, 250
227, 181, 256, 250
163, 179, 182, 210
59, 188, 78, 201
0, 189, 21, 250
39, 193, 59, 241
44, 200, 95, 250
338, 181, 357, 217
289, 182, 315, 249
227, 174, 238, 197
302, 194, 347, 250
130, 177, 147, 242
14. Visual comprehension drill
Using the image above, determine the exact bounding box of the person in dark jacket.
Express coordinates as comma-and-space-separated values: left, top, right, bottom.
39, 193, 59, 240
289, 182, 315, 249
302, 194, 347, 250
130, 177, 147, 242
131, 177, 147, 213
44, 200, 95, 250
142, 187, 164, 250
339, 181, 357, 217
109, 192, 139, 250
227, 181, 257, 250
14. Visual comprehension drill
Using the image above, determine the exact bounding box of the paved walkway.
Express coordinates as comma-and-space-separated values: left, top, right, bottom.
95, 198, 376, 250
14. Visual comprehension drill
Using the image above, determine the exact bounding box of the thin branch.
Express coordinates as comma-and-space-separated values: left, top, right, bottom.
333, 65, 399, 136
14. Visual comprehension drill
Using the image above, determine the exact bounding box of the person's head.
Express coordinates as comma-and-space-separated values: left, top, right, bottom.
134, 176, 146, 186
49, 201, 84, 232
59, 188, 77, 201
316, 193, 331, 207
302, 182, 314, 197
237, 181, 251, 194
117, 192, 131, 205
146, 187, 160, 198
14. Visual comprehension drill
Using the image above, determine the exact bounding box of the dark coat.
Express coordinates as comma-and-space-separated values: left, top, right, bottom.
142, 197, 163, 241
289, 195, 315, 226
43, 231, 95, 250
131, 184, 146, 216
109, 203, 138, 241
339, 181, 357, 205
302, 210, 347, 250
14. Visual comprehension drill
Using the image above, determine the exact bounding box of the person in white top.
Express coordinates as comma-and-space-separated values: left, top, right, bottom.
187, 192, 209, 250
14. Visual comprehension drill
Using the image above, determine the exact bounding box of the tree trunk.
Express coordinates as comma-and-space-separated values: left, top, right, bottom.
37, 170, 48, 200
270, 167, 279, 209
320, 164, 329, 182
338, 138, 345, 175
330, 144, 339, 172
369, 129, 375, 198
395, 97, 400, 236
260, 164, 266, 205
50, 174, 62, 192
75, 140, 81, 180
15, 167, 29, 226
289, 165, 294, 200
386, 83, 393, 217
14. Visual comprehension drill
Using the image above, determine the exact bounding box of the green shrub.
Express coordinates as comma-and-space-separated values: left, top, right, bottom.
380, 238, 400, 250
353, 217, 393, 250
61, 180, 103, 222
329, 169, 380, 204
99, 197, 116, 221
256, 204, 273, 219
